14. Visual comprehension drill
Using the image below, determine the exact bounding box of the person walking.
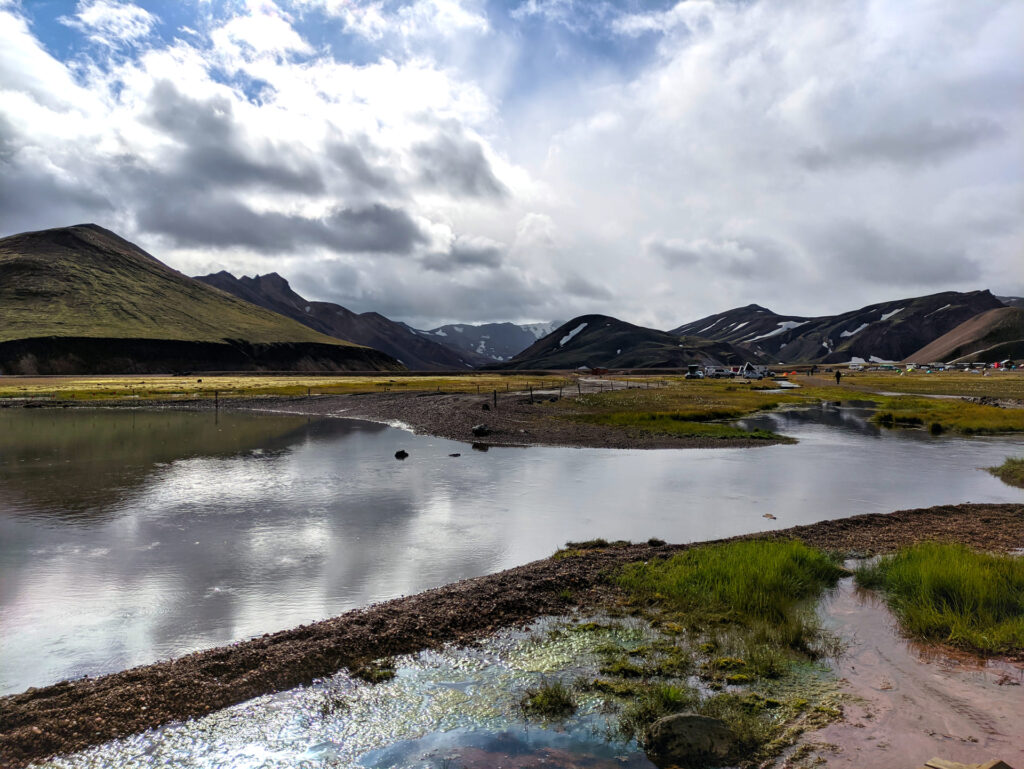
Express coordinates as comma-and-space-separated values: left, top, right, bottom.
835, 370, 842, 385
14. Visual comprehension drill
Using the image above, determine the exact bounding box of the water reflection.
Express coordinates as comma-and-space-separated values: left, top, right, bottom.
1, 406, 1023, 694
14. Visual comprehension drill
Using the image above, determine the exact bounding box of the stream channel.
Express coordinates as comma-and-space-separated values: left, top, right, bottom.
1, 403, 1023, 767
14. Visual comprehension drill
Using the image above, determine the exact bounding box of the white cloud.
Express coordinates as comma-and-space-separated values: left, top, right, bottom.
59, 0, 158, 48
1, 0, 1022, 328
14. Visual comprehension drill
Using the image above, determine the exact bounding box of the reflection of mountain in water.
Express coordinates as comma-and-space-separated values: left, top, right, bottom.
0, 410, 383, 521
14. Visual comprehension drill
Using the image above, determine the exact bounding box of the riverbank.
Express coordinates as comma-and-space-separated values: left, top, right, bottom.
2, 502, 1021, 769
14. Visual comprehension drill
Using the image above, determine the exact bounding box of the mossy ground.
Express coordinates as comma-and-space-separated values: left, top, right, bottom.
542, 540, 851, 767
855, 542, 1024, 656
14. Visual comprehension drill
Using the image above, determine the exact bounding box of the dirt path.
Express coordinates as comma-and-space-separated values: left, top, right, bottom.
1, 502, 1022, 769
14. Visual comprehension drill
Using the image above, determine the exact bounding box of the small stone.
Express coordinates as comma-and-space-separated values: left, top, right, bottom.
394, 450, 409, 459
471, 424, 491, 437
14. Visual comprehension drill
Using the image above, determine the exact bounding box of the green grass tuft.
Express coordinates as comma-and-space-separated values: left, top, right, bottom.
855, 542, 1024, 655
520, 679, 577, 719
988, 456, 1024, 489
618, 540, 845, 626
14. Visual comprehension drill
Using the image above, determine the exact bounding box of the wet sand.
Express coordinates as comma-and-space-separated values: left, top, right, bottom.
1, 502, 1022, 769
804, 578, 1024, 768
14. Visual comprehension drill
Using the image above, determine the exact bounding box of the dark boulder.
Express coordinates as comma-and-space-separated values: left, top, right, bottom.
644, 713, 735, 767
471, 423, 491, 437
394, 450, 409, 460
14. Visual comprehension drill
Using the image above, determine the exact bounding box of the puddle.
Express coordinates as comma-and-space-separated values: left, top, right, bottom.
35, 617, 659, 769
803, 577, 1024, 767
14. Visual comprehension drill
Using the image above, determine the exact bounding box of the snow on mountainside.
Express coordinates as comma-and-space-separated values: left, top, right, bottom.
671, 291, 1005, 364
417, 321, 566, 362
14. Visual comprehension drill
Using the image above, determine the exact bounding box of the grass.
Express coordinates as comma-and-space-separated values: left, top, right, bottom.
0, 373, 576, 402
988, 457, 1024, 488
618, 540, 845, 627
870, 395, 1024, 435
350, 659, 397, 684
520, 679, 577, 718
576, 541, 850, 765
855, 543, 1024, 656
831, 370, 1024, 400
0, 224, 356, 346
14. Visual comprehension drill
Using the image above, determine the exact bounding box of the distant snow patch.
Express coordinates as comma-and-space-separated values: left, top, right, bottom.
879, 308, 903, 321
747, 321, 807, 342
849, 357, 867, 364
732, 321, 749, 332
304, 305, 311, 313
560, 323, 588, 347
433, 330, 448, 337
926, 304, 952, 317
453, 326, 464, 333
840, 323, 868, 338
616, 348, 621, 355
869, 356, 894, 363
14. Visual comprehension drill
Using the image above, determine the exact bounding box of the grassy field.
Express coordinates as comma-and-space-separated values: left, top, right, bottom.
830, 370, 1024, 400
0, 373, 575, 401
3, 369, 1023, 435
855, 543, 1024, 656
988, 457, 1024, 488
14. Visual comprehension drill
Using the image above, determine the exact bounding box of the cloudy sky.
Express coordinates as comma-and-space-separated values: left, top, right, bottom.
1, 0, 1021, 329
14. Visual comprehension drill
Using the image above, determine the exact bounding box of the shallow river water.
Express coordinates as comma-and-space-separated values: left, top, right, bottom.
1, 404, 1022, 694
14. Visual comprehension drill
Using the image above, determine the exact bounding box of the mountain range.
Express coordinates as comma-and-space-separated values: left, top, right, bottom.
0, 224, 1020, 373
196, 271, 484, 371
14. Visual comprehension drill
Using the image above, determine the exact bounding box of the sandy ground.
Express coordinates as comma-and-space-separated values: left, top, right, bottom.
1, 502, 1022, 769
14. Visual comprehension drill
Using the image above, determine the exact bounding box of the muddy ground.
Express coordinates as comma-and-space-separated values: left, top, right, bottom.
6, 387, 790, 449
1, 502, 1021, 768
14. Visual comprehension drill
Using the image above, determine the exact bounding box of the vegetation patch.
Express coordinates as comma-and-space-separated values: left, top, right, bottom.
988, 456, 1024, 489
568, 410, 790, 441
855, 542, 1024, 656
870, 395, 1024, 435
350, 659, 397, 684
520, 679, 577, 718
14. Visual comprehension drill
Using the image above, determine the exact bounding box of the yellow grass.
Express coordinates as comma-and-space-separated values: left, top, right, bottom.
0, 373, 576, 401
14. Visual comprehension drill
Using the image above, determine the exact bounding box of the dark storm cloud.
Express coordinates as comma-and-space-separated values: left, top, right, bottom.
815, 221, 981, 286
413, 129, 507, 199
137, 197, 425, 254
325, 139, 397, 194
421, 237, 504, 271
651, 237, 789, 279
797, 118, 1005, 170
561, 273, 612, 300
145, 80, 325, 194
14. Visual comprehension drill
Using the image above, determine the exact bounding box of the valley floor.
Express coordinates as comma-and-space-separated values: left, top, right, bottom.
2, 502, 1022, 769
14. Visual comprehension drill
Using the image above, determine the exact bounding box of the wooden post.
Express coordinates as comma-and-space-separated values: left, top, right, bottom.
493, 389, 497, 409
577, 381, 582, 396
214, 390, 219, 409
307, 387, 311, 397
558, 387, 562, 399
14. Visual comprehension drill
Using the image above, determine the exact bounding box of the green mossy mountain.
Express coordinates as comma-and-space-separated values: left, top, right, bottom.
0, 224, 402, 373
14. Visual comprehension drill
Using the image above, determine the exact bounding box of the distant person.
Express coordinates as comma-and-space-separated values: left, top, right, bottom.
835, 370, 842, 385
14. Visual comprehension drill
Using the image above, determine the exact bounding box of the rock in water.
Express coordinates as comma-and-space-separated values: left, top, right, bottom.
645, 713, 735, 767
471, 423, 491, 437
394, 450, 409, 459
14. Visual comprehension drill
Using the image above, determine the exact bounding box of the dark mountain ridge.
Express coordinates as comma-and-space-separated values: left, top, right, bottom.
672, 290, 1005, 364
494, 314, 764, 370
196, 271, 484, 370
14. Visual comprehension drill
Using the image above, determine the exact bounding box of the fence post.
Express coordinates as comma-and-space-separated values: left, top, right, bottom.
493, 389, 497, 409
214, 390, 219, 409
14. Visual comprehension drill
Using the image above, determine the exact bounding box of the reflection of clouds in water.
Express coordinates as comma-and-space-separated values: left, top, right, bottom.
3, 409, 1024, 694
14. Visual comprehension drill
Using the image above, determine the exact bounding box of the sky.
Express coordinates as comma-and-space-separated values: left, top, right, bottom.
0, 0, 1021, 330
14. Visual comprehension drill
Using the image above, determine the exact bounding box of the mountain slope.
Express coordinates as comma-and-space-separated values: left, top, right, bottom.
905, 307, 1024, 363
495, 315, 763, 370
414, 321, 564, 362
0, 224, 402, 373
671, 291, 1004, 364
197, 271, 482, 370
